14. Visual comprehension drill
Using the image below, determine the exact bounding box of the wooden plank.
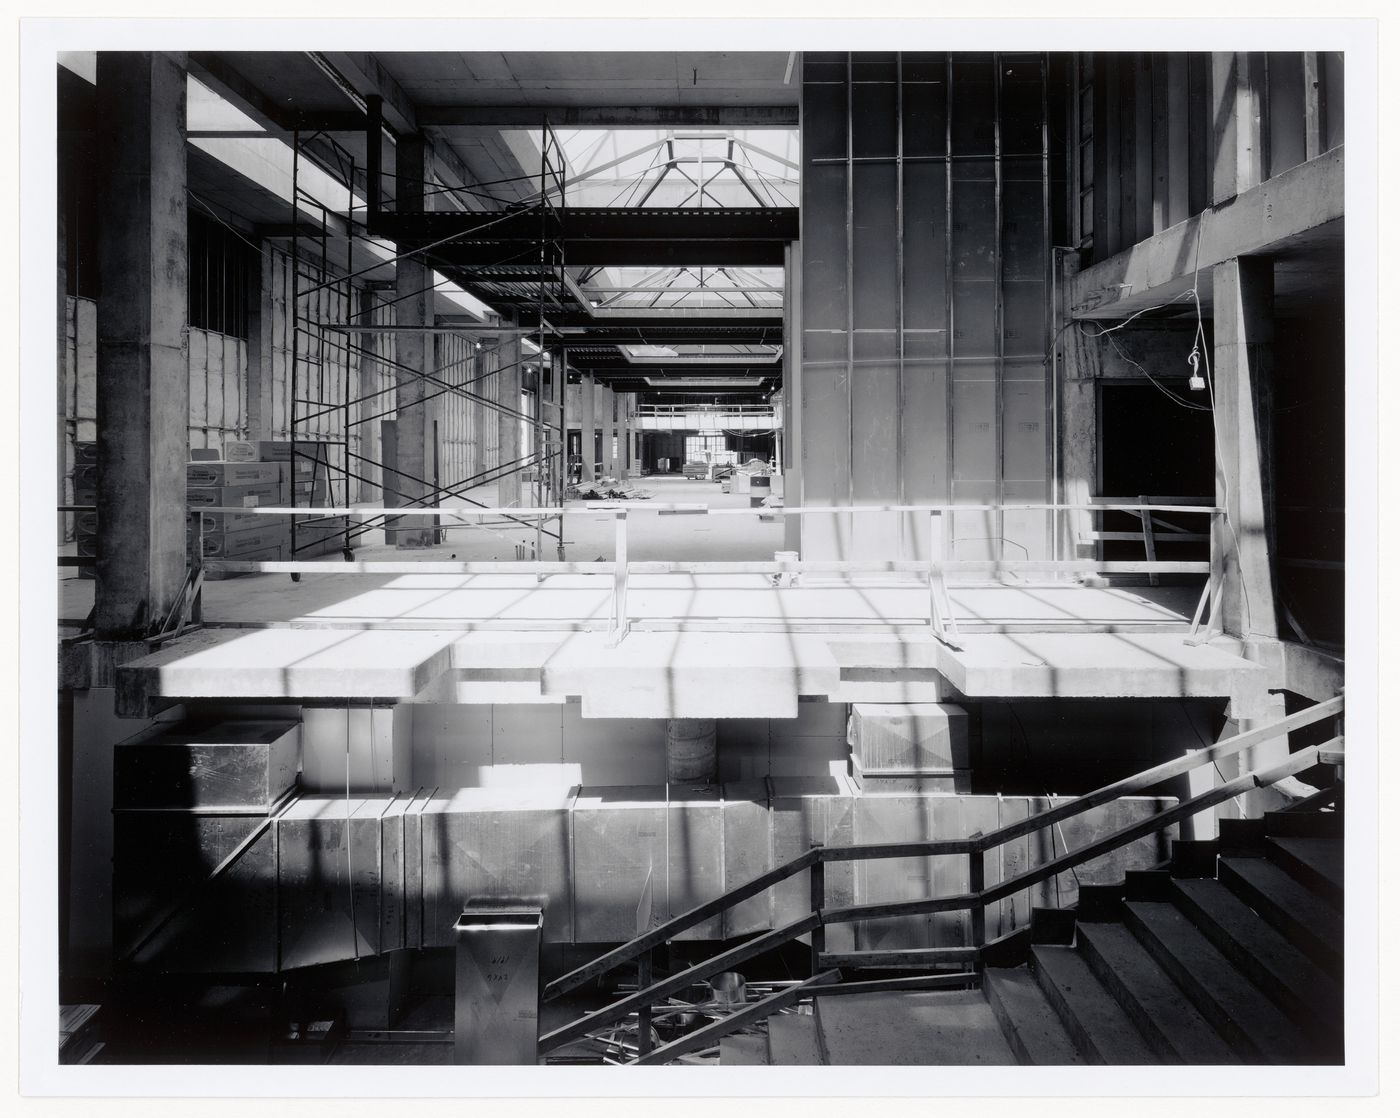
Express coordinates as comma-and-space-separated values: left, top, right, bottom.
1100, 53, 1121, 259
1303, 53, 1323, 161
1134, 53, 1155, 240
1151, 54, 1171, 234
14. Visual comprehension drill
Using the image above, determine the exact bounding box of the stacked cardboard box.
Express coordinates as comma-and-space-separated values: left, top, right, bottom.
189, 442, 349, 574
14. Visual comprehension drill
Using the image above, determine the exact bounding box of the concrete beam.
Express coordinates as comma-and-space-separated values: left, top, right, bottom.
419, 105, 799, 129
1068, 147, 1343, 320
94, 52, 190, 637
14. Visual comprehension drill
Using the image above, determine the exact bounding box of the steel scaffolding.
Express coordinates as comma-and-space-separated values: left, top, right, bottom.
287, 120, 572, 565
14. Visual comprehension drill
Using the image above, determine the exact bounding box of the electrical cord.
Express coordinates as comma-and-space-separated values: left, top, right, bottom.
1090, 325, 1214, 412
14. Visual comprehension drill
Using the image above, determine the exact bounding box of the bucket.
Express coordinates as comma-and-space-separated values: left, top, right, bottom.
709, 971, 747, 1007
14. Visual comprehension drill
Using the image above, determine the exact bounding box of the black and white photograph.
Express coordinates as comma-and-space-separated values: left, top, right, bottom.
13, 8, 1383, 1103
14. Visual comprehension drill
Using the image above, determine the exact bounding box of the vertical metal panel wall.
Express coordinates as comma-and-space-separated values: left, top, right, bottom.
800, 53, 1051, 562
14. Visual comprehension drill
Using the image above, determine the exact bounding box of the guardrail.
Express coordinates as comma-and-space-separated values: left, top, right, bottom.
187, 500, 1226, 647
537, 693, 1343, 1062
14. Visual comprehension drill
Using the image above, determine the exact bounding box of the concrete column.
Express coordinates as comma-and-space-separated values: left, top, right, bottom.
94, 51, 190, 637
57, 130, 68, 548
1212, 257, 1277, 640
782, 239, 803, 554
619, 392, 631, 479
607, 389, 620, 478
1059, 256, 1098, 562
666, 718, 718, 784
389, 134, 434, 547
580, 373, 596, 482
497, 335, 522, 507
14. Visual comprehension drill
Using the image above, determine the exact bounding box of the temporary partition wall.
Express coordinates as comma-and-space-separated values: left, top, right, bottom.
799, 53, 1052, 562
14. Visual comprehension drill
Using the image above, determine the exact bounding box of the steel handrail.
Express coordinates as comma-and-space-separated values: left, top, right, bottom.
539, 722, 1340, 1058
541, 694, 1342, 1006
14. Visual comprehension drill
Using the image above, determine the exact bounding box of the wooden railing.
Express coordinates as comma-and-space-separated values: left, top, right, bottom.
537, 693, 1343, 1062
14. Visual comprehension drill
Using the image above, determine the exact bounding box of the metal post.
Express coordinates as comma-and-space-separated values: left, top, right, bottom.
609, 509, 629, 646
636, 946, 654, 1058
809, 842, 826, 974
967, 833, 986, 965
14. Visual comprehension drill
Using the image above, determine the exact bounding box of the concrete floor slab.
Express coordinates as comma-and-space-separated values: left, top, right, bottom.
122, 627, 459, 699
97, 477, 1272, 709
541, 630, 841, 718
935, 632, 1266, 699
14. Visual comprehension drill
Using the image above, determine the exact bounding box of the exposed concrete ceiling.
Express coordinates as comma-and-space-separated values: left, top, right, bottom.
374, 52, 796, 108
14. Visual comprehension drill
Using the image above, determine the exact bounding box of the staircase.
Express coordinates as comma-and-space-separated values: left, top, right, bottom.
713, 799, 1343, 1066
538, 695, 1343, 1068
985, 801, 1343, 1066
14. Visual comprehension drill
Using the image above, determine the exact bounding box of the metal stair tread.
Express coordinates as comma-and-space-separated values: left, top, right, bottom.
1123, 899, 1314, 1064
767, 1013, 825, 1065
1030, 945, 1161, 1064
983, 966, 1085, 1065
1265, 836, 1344, 903
1218, 855, 1342, 969
1075, 921, 1240, 1064
1170, 877, 1342, 1028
